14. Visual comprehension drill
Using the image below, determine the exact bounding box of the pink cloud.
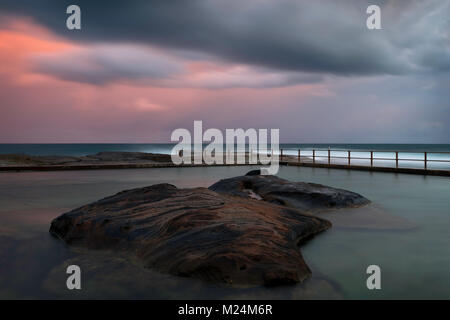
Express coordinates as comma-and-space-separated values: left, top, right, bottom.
3, 18, 428, 144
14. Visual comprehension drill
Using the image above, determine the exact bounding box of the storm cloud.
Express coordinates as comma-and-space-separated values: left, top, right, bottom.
32, 45, 184, 85
0, 0, 449, 143
1, 0, 449, 78
31, 43, 324, 87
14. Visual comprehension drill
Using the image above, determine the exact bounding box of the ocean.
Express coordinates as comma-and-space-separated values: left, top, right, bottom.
1, 143, 450, 170
1, 143, 450, 156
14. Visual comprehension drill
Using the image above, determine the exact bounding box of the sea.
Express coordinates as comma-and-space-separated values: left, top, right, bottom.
1, 143, 450, 170
0, 144, 450, 299
1, 143, 450, 156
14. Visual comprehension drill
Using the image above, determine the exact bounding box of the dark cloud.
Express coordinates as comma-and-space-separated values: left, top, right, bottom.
30, 43, 324, 88
32, 45, 184, 85
1, 0, 448, 77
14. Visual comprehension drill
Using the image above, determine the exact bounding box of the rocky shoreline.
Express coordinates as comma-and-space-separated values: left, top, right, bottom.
0, 151, 173, 167
0, 151, 301, 171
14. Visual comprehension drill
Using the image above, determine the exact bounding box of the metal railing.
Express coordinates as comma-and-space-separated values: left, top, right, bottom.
279, 149, 450, 171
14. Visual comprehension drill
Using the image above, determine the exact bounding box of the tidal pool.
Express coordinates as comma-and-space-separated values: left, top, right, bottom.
0, 166, 448, 299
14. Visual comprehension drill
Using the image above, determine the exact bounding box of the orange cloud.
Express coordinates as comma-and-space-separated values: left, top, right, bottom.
0, 17, 76, 87
0, 18, 328, 142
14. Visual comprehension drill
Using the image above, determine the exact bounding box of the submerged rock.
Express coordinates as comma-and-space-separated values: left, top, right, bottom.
209, 172, 415, 230
42, 253, 343, 299
209, 173, 370, 212
50, 183, 331, 287
319, 204, 417, 230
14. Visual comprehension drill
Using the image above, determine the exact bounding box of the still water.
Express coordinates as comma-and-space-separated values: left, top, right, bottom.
0, 166, 449, 299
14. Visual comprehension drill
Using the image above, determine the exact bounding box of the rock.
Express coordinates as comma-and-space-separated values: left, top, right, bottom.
245, 169, 262, 176
209, 172, 370, 212
49, 183, 330, 287
209, 172, 416, 230
0, 151, 172, 167
82, 151, 171, 163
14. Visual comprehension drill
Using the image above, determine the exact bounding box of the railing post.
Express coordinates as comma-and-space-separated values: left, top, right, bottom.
313, 149, 315, 163
348, 150, 351, 165
370, 151, 373, 167
280, 148, 283, 161
298, 149, 301, 163
396, 151, 399, 168
424, 152, 427, 170
328, 149, 331, 165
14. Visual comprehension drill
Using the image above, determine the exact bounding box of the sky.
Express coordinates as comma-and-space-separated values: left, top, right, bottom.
0, 0, 449, 143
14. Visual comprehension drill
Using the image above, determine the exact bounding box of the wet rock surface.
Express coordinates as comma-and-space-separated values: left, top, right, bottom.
209, 173, 371, 212
211, 171, 415, 230
0, 151, 172, 167
50, 182, 331, 286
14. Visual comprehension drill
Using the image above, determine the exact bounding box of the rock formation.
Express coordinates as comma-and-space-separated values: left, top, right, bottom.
49, 171, 372, 286
209, 171, 370, 212
50, 182, 333, 286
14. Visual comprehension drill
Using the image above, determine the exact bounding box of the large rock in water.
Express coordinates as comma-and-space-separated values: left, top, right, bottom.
209, 171, 370, 212
49, 183, 331, 287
